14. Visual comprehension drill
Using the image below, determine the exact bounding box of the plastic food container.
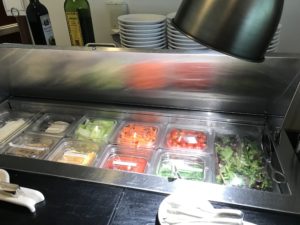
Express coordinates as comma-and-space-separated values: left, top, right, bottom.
163, 125, 213, 153
153, 150, 213, 182
72, 117, 117, 144
98, 146, 153, 174
4, 134, 59, 159
28, 113, 80, 137
115, 122, 159, 148
47, 140, 101, 166
214, 133, 273, 191
0, 111, 36, 146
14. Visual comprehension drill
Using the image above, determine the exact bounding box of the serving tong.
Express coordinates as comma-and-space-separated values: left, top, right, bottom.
261, 134, 286, 184
0, 169, 45, 213
0, 181, 20, 196
159, 193, 256, 225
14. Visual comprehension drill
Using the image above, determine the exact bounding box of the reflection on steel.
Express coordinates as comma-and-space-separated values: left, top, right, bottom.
0, 44, 300, 121
282, 82, 300, 131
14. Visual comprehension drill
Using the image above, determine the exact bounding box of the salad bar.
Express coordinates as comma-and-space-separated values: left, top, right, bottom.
0, 45, 300, 215
0, 100, 284, 192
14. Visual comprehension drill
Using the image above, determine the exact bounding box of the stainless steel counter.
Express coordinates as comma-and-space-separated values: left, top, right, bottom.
0, 98, 296, 215
0, 44, 300, 215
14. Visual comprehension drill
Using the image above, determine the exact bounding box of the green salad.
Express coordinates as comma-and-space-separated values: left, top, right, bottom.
75, 119, 116, 144
157, 157, 205, 181
215, 135, 272, 191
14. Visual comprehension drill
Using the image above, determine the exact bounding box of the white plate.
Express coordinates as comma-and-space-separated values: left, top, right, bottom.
120, 26, 166, 34
277, 24, 282, 29
118, 22, 165, 30
121, 38, 165, 46
167, 32, 189, 40
121, 33, 165, 42
158, 195, 173, 225
169, 43, 207, 50
122, 44, 166, 49
267, 46, 278, 51
167, 12, 176, 21
168, 35, 196, 44
168, 39, 201, 47
268, 41, 280, 47
270, 38, 280, 44
271, 34, 280, 39
118, 14, 166, 25
167, 27, 182, 35
268, 43, 279, 49
167, 26, 179, 34
120, 31, 165, 38
121, 41, 166, 48
266, 49, 278, 53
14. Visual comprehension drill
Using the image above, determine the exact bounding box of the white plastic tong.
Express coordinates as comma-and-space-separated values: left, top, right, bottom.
158, 192, 257, 225
0, 169, 45, 213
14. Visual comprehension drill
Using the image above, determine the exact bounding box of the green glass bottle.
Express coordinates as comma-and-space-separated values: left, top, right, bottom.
64, 0, 95, 46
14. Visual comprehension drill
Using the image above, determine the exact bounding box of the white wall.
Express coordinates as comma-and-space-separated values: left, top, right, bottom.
278, 0, 300, 53
43, 0, 300, 53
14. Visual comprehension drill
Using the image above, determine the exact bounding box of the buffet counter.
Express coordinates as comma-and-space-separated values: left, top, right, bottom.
0, 44, 300, 217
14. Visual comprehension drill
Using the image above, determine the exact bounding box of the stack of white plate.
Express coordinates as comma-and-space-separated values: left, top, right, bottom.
166, 12, 208, 50
118, 14, 167, 49
267, 24, 282, 53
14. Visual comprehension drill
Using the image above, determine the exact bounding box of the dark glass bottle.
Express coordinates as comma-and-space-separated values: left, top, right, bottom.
26, 0, 56, 45
64, 0, 95, 46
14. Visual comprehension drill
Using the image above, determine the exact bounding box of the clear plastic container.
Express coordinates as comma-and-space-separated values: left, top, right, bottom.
0, 111, 36, 146
47, 139, 101, 166
98, 145, 153, 174
4, 134, 59, 159
27, 113, 80, 137
113, 122, 160, 149
71, 117, 117, 144
162, 125, 214, 154
214, 132, 273, 191
152, 150, 214, 182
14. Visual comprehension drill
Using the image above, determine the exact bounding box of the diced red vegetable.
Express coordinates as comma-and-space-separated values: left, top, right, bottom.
103, 154, 147, 173
166, 128, 207, 150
